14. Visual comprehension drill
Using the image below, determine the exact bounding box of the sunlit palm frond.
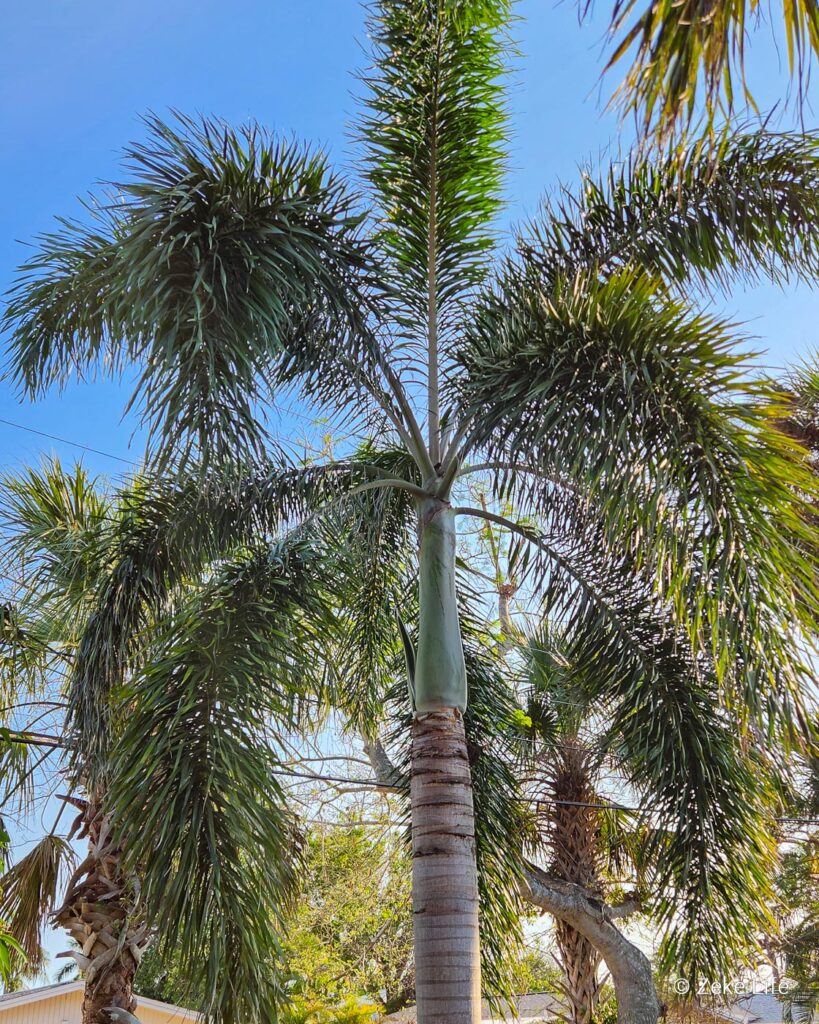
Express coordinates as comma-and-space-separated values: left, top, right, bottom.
528, 131, 819, 291
4, 114, 381, 470
359, 0, 509, 418
596, 0, 819, 138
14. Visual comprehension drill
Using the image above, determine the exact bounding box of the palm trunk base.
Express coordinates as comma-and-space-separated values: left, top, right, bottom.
53, 798, 150, 1024
411, 709, 481, 1024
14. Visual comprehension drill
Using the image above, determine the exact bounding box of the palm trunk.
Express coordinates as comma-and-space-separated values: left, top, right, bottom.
411, 709, 481, 1024
546, 743, 602, 1023
53, 797, 150, 1024
411, 500, 481, 1023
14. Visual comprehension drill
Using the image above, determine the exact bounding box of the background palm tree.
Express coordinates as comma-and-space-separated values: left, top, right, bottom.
4, 3, 819, 1021
0, 461, 322, 1024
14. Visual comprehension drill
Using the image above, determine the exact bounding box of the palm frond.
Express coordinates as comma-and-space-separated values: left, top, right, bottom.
0, 459, 112, 624
5, 114, 381, 469
359, 0, 510, 423
526, 131, 819, 291
106, 537, 330, 1024
0, 835, 74, 974
457, 501, 786, 987
597, 0, 819, 138
326, 445, 420, 732
456, 267, 818, 731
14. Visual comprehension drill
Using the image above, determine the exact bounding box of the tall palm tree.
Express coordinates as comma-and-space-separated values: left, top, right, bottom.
4, 3, 819, 1020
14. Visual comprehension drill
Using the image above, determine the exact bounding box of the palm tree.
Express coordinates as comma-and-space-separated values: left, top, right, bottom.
0, 461, 319, 1024
0, 461, 151, 1020
4, 3, 819, 1019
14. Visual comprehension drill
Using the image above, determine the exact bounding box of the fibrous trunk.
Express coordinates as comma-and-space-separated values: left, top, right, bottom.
543, 743, 602, 1023
411, 710, 481, 1024
53, 796, 150, 1024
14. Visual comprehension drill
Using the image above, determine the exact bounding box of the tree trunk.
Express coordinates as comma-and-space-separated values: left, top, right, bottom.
523, 865, 661, 1024
53, 797, 150, 1024
411, 709, 481, 1024
546, 743, 603, 1023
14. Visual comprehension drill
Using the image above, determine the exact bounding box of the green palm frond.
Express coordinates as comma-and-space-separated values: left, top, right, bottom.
4, 114, 380, 470
107, 537, 329, 1024
0, 835, 74, 973
360, 0, 509, 446
327, 446, 420, 731
597, 0, 819, 138
0, 459, 112, 623
456, 267, 818, 730
472, 504, 784, 987
527, 132, 819, 291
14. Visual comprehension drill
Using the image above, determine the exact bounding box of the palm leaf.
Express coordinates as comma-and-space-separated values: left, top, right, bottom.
106, 536, 330, 1024
0, 835, 74, 973
5, 114, 380, 469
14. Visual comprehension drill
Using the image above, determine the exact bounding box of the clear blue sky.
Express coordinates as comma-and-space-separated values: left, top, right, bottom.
1, 0, 817, 483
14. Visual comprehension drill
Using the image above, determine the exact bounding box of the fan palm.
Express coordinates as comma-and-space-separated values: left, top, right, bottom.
4, 4, 819, 1022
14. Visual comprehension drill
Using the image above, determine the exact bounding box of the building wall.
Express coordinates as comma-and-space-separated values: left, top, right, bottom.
0, 988, 196, 1024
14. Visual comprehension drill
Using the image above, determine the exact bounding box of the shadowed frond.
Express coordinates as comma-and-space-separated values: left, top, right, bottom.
0, 835, 74, 973
4, 114, 381, 469
106, 537, 330, 1024
455, 268, 818, 731
483, 510, 784, 987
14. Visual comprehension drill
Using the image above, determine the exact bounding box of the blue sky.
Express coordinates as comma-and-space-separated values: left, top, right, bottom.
1, 0, 817, 483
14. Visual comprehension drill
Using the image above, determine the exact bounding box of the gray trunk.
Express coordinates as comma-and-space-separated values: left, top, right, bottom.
411, 709, 481, 1024
522, 865, 661, 1024
53, 798, 150, 1024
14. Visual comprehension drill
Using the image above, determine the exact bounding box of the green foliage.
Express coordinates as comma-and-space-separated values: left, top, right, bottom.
279, 995, 382, 1024
5, 5, 819, 1020
106, 537, 331, 1024
5, 115, 377, 470
527, 132, 819, 291
596, 0, 819, 138
283, 815, 413, 1012
0, 836, 74, 975
457, 264, 818, 739
360, 0, 509, 342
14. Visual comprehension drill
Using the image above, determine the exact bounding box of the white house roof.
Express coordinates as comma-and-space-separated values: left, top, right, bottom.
718, 993, 818, 1023
0, 982, 199, 1021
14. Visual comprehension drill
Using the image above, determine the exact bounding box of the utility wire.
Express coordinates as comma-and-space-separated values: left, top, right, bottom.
0, 418, 134, 465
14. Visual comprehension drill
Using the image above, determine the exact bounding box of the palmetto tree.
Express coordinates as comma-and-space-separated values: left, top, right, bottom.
5, 3, 819, 1022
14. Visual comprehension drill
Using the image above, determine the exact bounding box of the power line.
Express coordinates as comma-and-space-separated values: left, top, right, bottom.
0, 418, 134, 466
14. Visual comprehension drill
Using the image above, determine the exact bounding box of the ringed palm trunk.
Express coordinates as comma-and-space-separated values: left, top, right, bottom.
410, 499, 481, 1024
54, 796, 150, 1024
